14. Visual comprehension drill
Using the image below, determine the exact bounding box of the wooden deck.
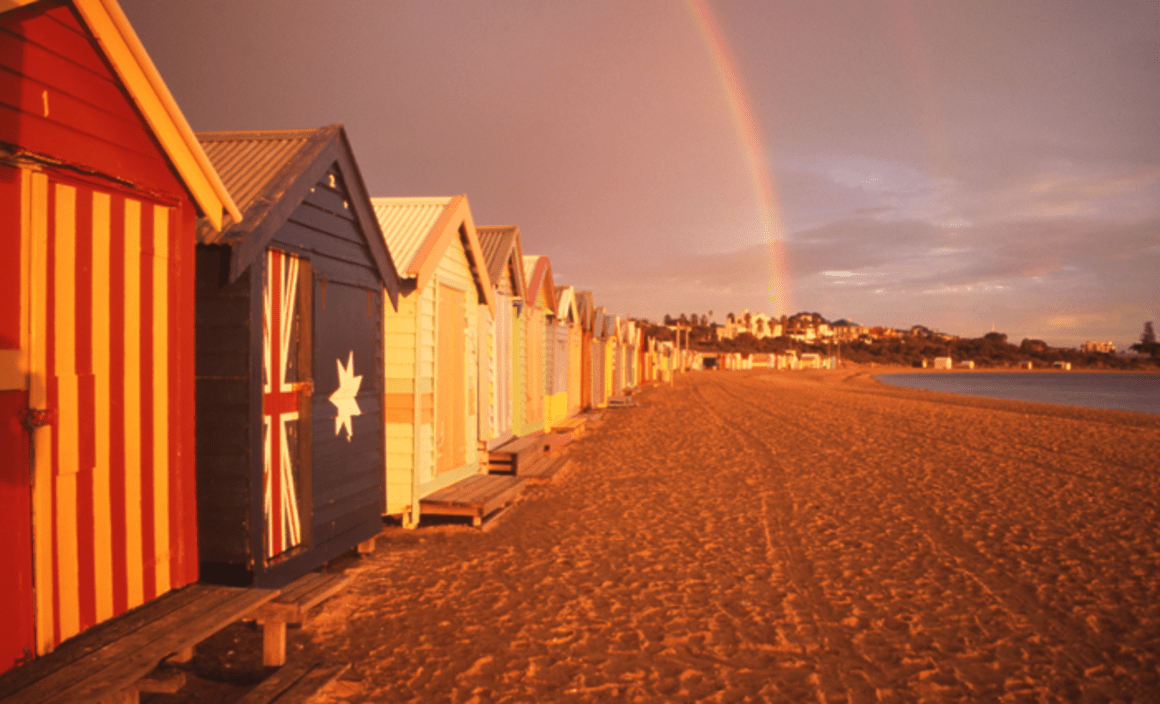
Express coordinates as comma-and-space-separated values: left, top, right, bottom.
420, 474, 528, 526
0, 583, 278, 704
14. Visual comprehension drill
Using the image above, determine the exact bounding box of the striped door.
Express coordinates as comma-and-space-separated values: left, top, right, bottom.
20, 171, 187, 657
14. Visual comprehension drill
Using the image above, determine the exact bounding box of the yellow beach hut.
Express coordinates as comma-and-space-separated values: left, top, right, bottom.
373, 196, 494, 525
475, 226, 528, 450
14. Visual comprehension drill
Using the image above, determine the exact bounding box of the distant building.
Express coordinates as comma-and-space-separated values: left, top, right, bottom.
1052, 361, 1072, 370
1081, 340, 1116, 354
933, 357, 954, 370
1018, 360, 1034, 370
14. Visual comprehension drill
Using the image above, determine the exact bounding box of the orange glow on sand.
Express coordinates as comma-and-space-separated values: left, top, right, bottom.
688, 0, 791, 316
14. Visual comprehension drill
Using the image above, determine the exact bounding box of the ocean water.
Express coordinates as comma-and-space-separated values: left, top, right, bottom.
876, 372, 1160, 415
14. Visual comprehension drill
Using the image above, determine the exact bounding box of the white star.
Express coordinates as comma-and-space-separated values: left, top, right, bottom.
329, 351, 362, 441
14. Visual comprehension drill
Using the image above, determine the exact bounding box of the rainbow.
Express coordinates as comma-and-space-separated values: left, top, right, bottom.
688, 0, 791, 316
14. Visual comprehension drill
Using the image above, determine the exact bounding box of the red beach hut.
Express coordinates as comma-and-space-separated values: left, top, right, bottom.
0, 0, 239, 670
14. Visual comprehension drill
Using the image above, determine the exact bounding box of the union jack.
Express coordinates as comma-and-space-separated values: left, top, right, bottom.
263, 249, 303, 558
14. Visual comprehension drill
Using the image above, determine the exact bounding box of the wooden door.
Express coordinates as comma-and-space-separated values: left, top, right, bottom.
436, 284, 465, 474
0, 165, 35, 671
8, 170, 182, 662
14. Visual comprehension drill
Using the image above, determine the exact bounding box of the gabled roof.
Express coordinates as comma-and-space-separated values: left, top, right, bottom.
476, 225, 528, 300
0, 0, 242, 230
372, 195, 494, 318
522, 255, 556, 314
575, 291, 595, 331
554, 285, 578, 325
197, 125, 400, 306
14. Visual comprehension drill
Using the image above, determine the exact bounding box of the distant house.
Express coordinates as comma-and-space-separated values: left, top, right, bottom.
1052, 361, 1072, 371
1081, 341, 1115, 354
957, 360, 976, 370
933, 357, 954, 370
799, 353, 822, 370
1018, 360, 1034, 370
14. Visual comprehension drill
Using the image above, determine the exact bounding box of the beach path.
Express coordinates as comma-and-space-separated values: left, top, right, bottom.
284, 370, 1160, 702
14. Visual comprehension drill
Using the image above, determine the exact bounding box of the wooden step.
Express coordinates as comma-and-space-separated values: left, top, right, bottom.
520, 457, 572, 483
250, 572, 355, 667
487, 433, 545, 474
237, 662, 350, 704
420, 474, 528, 527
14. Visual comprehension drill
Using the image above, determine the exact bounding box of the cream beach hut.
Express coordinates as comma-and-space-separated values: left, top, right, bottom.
521, 255, 557, 433
475, 226, 528, 450
373, 197, 494, 525
554, 286, 584, 418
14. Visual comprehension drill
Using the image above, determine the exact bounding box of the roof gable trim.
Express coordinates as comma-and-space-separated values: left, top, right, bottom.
72, 0, 241, 230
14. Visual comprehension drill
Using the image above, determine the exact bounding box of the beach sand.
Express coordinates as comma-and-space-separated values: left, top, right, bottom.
166, 369, 1160, 702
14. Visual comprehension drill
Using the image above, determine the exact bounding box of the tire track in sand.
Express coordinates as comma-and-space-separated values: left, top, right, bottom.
690, 380, 888, 703
702, 374, 1129, 683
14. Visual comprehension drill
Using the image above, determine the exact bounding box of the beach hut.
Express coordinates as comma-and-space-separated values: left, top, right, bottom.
555, 286, 584, 417
374, 197, 494, 525
522, 255, 557, 433
934, 356, 954, 370
575, 291, 596, 410
475, 226, 528, 450
194, 126, 399, 588
0, 0, 239, 668
544, 283, 574, 425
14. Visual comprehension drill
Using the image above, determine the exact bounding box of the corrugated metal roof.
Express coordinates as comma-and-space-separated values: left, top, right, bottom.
371, 197, 455, 277
476, 226, 518, 285
198, 128, 319, 217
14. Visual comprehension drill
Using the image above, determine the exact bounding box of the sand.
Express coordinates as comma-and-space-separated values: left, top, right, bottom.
162, 369, 1160, 702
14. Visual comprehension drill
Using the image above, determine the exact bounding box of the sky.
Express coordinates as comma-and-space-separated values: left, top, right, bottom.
121, 0, 1159, 349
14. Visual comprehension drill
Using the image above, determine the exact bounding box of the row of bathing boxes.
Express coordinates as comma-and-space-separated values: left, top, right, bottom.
0, 0, 680, 674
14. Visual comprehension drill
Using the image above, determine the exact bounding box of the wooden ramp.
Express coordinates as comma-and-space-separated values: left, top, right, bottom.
420, 474, 528, 526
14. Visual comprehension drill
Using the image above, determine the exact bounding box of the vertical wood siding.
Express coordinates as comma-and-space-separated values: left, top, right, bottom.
383, 232, 480, 516
29, 172, 194, 655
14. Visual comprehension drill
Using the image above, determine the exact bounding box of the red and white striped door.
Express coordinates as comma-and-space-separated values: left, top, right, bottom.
1, 167, 189, 665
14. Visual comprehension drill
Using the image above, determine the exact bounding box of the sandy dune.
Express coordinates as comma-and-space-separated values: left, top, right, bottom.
165, 369, 1160, 702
